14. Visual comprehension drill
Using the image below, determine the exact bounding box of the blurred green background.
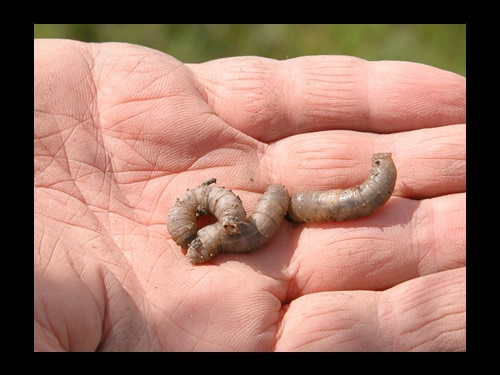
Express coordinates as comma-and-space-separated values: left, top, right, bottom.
34, 24, 465, 76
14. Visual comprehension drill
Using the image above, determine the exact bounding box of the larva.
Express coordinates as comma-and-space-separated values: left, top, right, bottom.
167, 178, 247, 248
286, 153, 397, 223
186, 184, 290, 264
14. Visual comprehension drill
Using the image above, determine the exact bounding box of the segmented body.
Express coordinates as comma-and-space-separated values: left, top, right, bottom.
167, 179, 246, 248
287, 153, 397, 223
186, 184, 290, 264
167, 153, 397, 264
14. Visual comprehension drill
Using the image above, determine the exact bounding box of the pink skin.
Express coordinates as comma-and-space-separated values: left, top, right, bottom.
35, 40, 465, 351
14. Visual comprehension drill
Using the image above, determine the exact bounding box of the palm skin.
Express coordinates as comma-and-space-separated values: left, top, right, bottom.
35, 39, 465, 351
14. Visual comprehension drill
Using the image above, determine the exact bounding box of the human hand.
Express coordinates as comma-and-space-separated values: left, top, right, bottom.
34, 39, 465, 351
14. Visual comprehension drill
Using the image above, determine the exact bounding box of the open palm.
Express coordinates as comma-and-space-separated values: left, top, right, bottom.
34, 39, 465, 351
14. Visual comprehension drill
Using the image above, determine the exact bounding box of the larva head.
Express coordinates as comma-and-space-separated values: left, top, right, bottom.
186, 237, 218, 264
372, 153, 393, 169
185, 223, 222, 264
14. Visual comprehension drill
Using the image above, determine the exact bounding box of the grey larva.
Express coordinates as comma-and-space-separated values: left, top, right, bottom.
167, 153, 396, 264
167, 178, 247, 249
286, 153, 397, 223
186, 184, 290, 264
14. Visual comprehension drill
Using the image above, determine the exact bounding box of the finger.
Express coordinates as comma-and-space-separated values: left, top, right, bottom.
276, 267, 465, 351
283, 193, 465, 297
188, 56, 465, 142
268, 124, 465, 200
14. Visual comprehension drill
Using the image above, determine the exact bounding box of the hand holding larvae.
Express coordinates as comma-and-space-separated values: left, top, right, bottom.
167, 153, 397, 264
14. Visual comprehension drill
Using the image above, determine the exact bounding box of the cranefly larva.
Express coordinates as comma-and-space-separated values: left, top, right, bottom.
186, 184, 290, 264
287, 153, 397, 223
167, 178, 247, 248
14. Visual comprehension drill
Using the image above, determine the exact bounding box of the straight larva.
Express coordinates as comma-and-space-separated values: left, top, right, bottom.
286, 153, 397, 223
186, 184, 290, 264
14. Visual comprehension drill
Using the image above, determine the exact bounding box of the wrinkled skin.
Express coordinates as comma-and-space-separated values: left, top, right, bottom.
35, 39, 466, 351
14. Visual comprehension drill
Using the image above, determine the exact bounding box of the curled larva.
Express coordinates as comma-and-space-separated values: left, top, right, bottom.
287, 153, 397, 223
186, 184, 290, 264
167, 178, 247, 248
